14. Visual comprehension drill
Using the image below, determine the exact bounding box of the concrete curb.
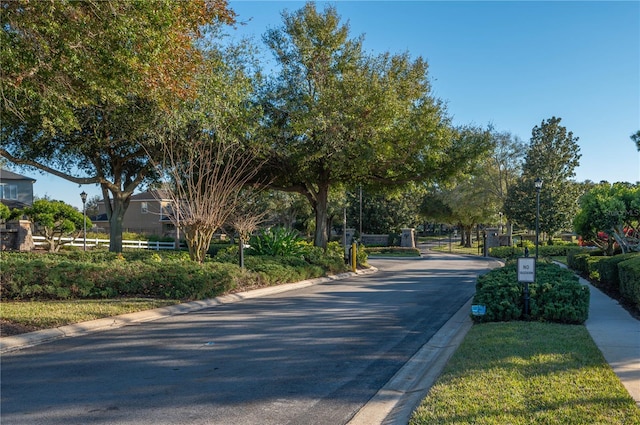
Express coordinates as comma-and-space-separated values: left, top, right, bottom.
348, 297, 474, 425
0, 267, 378, 354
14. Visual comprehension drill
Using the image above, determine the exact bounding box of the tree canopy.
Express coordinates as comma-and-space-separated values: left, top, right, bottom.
1, 0, 236, 252
1, 0, 235, 133
255, 2, 481, 248
504, 117, 583, 239
632, 130, 640, 151
574, 182, 640, 254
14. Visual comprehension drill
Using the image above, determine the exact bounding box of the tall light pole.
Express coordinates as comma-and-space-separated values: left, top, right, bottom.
80, 191, 87, 252
359, 186, 362, 237
534, 178, 543, 259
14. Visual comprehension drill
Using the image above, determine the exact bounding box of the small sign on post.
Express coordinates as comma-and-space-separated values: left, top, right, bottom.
517, 257, 535, 317
517, 257, 536, 283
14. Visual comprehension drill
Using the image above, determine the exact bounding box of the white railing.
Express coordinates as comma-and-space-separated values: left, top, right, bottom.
32, 236, 187, 251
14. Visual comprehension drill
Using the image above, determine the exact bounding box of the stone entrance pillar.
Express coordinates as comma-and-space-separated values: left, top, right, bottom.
400, 228, 416, 248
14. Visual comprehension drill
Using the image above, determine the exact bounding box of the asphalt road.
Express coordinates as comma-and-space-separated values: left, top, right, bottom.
1, 253, 498, 425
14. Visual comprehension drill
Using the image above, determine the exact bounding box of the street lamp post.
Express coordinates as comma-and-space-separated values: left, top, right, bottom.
534, 178, 543, 259
80, 191, 87, 252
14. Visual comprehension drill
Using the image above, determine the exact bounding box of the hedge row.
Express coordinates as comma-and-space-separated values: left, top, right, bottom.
489, 244, 579, 261
619, 258, 640, 309
472, 261, 590, 324
0, 246, 349, 301
567, 248, 640, 310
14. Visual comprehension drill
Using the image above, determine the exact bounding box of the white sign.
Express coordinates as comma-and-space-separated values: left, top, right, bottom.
517, 257, 536, 283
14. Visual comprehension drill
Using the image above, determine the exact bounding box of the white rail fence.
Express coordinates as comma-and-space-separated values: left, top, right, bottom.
32, 236, 186, 251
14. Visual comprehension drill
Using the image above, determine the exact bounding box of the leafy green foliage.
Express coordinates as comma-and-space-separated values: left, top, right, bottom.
1, 1, 236, 253
596, 252, 639, 289
300, 241, 350, 273
489, 244, 579, 260
504, 117, 583, 238
20, 199, 91, 252
0, 203, 10, 221
1, 0, 235, 133
574, 182, 640, 254
366, 247, 421, 257
0, 247, 349, 301
249, 227, 304, 257
488, 246, 526, 260
257, 3, 466, 248
618, 256, 640, 309
348, 186, 425, 234
473, 261, 589, 324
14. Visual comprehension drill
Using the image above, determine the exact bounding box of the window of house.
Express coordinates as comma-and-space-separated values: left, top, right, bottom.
0, 184, 17, 200
141, 202, 148, 214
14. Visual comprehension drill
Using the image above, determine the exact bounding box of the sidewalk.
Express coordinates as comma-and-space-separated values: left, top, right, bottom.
582, 276, 640, 407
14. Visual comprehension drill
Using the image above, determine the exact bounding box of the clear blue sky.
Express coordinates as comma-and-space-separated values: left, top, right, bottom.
29, 0, 640, 209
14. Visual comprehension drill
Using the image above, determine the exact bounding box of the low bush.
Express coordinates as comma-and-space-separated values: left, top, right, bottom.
596, 252, 640, 290
567, 248, 592, 273
488, 246, 525, 260
618, 256, 640, 309
491, 244, 582, 261
366, 246, 421, 257
300, 241, 349, 273
472, 261, 589, 324
0, 246, 350, 302
249, 227, 304, 257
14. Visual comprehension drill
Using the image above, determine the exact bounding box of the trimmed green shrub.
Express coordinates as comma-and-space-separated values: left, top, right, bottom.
567, 248, 592, 273
300, 241, 348, 274
619, 256, 640, 309
473, 265, 523, 322
473, 261, 589, 324
489, 246, 525, 260
538, 244, 579, 257
366, 246, 420, 257
596, 252, 640, 289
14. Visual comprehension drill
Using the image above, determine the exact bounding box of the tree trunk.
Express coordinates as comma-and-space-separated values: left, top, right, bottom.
464, 225, 473, 248
103, 187, 132, 253
326, 213, 334, 245
184, 226, 215, 263
313, 183, 330, 250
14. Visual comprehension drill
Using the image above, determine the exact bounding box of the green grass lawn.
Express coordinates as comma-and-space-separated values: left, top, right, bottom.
429, 240, 483, 256
410, 321, 640, 424
1, 298, 180, 330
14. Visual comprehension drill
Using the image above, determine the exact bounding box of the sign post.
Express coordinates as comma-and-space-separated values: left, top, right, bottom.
517, 257, 536, 317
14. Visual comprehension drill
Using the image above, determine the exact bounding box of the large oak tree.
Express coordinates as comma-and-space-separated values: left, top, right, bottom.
256, 2, 476, 248
1, 0, 235, 252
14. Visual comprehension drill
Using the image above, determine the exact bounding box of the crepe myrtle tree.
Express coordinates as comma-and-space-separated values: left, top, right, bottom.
155, 41, 264, 263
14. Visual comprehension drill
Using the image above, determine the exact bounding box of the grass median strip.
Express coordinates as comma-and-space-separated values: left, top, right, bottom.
410, 321, 640, 424
0, 298, 180, 332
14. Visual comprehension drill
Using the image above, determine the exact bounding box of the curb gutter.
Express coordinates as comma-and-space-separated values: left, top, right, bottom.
0, 267, 378, 354
348, 297, 474, 425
